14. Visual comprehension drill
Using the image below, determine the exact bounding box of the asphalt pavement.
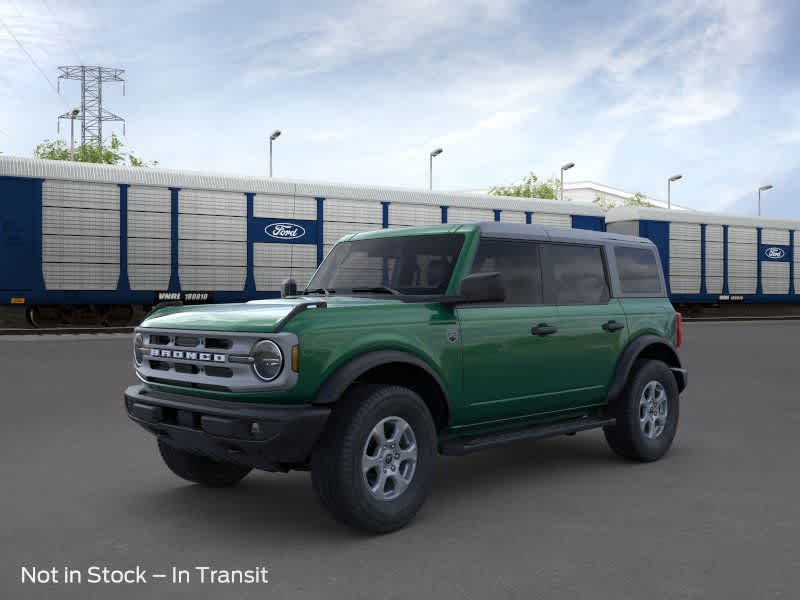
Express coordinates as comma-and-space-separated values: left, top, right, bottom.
1, 322, 798, 599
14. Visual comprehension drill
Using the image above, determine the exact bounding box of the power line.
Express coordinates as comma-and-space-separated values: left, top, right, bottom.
37, 0, 85, 66
0, 15, 66, 105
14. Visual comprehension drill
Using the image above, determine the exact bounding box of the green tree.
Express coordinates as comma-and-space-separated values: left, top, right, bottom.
489, 171, 564, 200
593, 191, 655, 212
33, 133, 157, 167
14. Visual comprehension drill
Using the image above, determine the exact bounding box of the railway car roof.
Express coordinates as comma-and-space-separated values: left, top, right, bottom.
0, 155, 604, 216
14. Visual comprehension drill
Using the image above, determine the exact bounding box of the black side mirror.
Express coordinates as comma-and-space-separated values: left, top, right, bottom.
458, 271, 505, 303
281, 278, 298, 298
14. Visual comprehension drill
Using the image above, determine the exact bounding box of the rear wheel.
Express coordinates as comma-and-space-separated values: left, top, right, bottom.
604, 360, 679, 462
157, 439, 251, 487
311, 384, 437, 533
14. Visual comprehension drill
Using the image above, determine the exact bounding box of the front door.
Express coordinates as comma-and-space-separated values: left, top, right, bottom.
457, 238, 568, 427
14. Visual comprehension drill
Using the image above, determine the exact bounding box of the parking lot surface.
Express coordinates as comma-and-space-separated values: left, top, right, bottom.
1, 322, 798, 599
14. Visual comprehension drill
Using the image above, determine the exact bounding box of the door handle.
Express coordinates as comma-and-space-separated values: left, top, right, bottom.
531, 325, 558, 336
602, 320, 625, 332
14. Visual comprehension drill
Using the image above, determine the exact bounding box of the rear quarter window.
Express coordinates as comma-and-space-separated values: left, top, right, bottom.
541, 244, 610, 305
615, 246, 663, 295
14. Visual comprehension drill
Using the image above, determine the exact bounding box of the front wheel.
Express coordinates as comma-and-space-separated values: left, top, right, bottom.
311, 385, 437, 533
603, 360, 680, 462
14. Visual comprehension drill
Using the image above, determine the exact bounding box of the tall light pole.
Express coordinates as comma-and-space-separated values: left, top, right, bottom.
68, 108, 80, 160
758, 184, 773, 216
560, 162, 575, 202
269, 130, 281, 177
667, 174, 682, 209
429, 148, 443, 191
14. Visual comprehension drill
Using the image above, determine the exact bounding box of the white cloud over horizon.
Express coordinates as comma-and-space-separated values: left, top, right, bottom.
1, 0, 799, 218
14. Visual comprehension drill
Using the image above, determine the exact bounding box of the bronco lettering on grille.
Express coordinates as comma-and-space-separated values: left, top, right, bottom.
149, 348, 226, 362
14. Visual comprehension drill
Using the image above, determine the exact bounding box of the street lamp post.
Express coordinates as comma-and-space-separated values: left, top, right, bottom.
68, 108, 80, 160
667, 174, 683, 209
758, 184, 773, 216
429, 148, 443, 191
560, 162, 575, 202
269, 130, 281, 177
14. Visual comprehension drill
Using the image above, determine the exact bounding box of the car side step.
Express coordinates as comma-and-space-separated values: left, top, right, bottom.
438, 416, 616, 456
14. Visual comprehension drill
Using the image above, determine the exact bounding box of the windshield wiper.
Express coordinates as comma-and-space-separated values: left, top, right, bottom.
350, 286, 402, 295
304, 287, 335, 295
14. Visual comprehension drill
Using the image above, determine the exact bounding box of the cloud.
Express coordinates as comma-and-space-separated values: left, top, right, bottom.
2, 0, 798, 217
238, 0, 520, 85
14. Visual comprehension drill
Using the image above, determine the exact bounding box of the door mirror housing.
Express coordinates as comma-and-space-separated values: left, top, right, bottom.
281, 278, 298, 298
457, 271, 505, 304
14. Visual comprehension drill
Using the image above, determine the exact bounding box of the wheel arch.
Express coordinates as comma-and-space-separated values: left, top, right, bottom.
313, 350, 451, 431
607, 334, 686, 403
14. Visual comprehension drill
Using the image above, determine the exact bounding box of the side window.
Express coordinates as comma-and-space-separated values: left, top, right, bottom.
541, 244, 610, 305
470, 238, 542, 304
615, 246, 663, 295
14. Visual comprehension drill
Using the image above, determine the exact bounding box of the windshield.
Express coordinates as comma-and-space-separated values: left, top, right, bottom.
306, 234, 465, 296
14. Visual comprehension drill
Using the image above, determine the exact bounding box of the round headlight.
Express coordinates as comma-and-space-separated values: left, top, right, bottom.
133, 333, 144, 366
252, 340, 284, 381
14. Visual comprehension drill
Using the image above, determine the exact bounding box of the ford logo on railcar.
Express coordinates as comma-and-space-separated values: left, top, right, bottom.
265, 222, 306, 239
764, 247, 786, 259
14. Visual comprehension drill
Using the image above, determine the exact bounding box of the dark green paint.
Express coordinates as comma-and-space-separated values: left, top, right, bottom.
139, 224, 677, 438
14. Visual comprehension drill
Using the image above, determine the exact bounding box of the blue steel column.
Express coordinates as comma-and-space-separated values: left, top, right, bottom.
493, 209, 501, 222
441, 206, 448, 224
168, 188, 181, 292
722, 225, 729, 295
699, 223, 707, 296
316, 198, 325, 266
33, 179, 46, 296
117, 184, 130, 293
790, 230, 795, 295
381, 202, 390, 228
756, 227, 763, 296
244, 193, 256, 295
525, 212, 533, 224
640, 221, 670, 294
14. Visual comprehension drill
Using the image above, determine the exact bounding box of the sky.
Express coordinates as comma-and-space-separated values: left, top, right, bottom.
1, 0, 799, 218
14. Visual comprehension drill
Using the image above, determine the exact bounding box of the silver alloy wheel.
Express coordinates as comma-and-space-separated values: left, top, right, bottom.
639, 380, 668, 439
362, 416, 418, 501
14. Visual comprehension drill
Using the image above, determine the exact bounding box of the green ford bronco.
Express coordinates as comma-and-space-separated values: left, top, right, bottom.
125, 222, 687, 533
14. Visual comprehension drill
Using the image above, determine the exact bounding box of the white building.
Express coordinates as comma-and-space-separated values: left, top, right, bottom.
563, 181, 689, 210
464, 181, 690, 210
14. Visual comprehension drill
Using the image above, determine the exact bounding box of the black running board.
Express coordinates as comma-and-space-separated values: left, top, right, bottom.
439, 416, 616, 456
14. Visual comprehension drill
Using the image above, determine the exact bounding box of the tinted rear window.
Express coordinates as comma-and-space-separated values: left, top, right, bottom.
541, 244, 610, 305
615, 246, 663, 295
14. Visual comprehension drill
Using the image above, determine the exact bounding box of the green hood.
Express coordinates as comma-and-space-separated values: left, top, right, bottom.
140, 296, 401, 333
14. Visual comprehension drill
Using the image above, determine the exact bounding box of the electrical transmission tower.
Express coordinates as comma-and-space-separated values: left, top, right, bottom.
57, 66, 126, 148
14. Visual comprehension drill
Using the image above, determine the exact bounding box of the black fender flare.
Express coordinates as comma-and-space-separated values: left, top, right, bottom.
313, 350, 451, 423
606, 334, 686, 404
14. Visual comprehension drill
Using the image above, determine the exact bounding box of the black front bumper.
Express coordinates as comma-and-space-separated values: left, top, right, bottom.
124, 384, 330, 471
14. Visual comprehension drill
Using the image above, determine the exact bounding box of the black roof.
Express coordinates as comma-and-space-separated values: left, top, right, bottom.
475, 221, 654, 248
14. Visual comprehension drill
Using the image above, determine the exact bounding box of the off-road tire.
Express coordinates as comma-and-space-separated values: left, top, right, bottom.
311, 384, 437, 534
157, 439, 252, 487
603, 359, 680, 462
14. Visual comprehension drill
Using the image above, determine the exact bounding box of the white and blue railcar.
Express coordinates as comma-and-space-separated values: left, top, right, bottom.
606, 206, 799, 305
0, 156, 605, 324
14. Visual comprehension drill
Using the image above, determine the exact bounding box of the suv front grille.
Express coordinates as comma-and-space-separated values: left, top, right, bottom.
135, 328, 298, 393
140, 331, 238, 390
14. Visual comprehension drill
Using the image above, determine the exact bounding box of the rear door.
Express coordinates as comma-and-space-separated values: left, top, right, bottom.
540, 243, 628, 410
0, 178, 37, 291
456, 238, 566, 426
